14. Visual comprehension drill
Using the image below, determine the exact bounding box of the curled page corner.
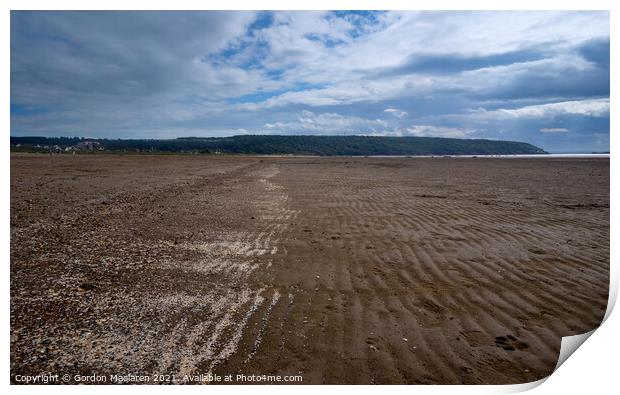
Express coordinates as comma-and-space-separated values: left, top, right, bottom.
544, 265, 618, 382
502, 330, 596, 393
499, 275, 616, 392
504, 377, 548, 393
553, 330, 596, 372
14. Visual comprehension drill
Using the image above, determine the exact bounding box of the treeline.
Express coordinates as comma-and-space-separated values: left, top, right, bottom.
10, 135, 547, 155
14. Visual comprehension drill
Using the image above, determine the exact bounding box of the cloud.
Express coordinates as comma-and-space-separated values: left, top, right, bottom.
374, 45, 549, 77
384, 108, 408, 118
10, 11, 609, 152
474, 98, 609, 119
261, 110, 388, 134
10, 11, 259, 103
405, 125, 473, 138
578, 37, 610, 68
540, 128, 568, 133
263, 122, 285, 129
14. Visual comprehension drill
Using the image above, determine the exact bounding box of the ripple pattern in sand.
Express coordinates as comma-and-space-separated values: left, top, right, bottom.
242, 159, 609, 384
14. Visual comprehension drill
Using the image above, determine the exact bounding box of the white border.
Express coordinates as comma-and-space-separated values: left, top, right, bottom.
3, 1, 617, 394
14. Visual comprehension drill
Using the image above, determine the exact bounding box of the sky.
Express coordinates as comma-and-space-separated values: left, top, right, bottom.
10, 11, 610, 152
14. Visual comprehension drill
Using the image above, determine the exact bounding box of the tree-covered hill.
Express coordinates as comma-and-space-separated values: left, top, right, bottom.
10, 135, 547, 155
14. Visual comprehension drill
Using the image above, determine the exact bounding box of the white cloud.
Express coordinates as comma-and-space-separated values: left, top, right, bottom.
540, 127, 569, 133
406, 125, 473, 138
264, 122, 285, 129
384, 108, 408, 118
261, 110, 389, 134
473, 98, 609, 120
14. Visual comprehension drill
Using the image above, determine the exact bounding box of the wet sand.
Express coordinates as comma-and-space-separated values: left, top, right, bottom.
10, 154, 609, 384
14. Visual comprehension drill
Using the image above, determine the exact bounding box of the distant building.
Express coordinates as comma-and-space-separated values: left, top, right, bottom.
74, 141, 104, 151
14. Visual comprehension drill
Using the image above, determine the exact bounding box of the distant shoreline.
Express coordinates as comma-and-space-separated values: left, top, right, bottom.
9, 152, 609, 159
9, 135, 548, 156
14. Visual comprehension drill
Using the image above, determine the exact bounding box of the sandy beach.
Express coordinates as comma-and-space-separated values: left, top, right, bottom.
10, 154, 609, 384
